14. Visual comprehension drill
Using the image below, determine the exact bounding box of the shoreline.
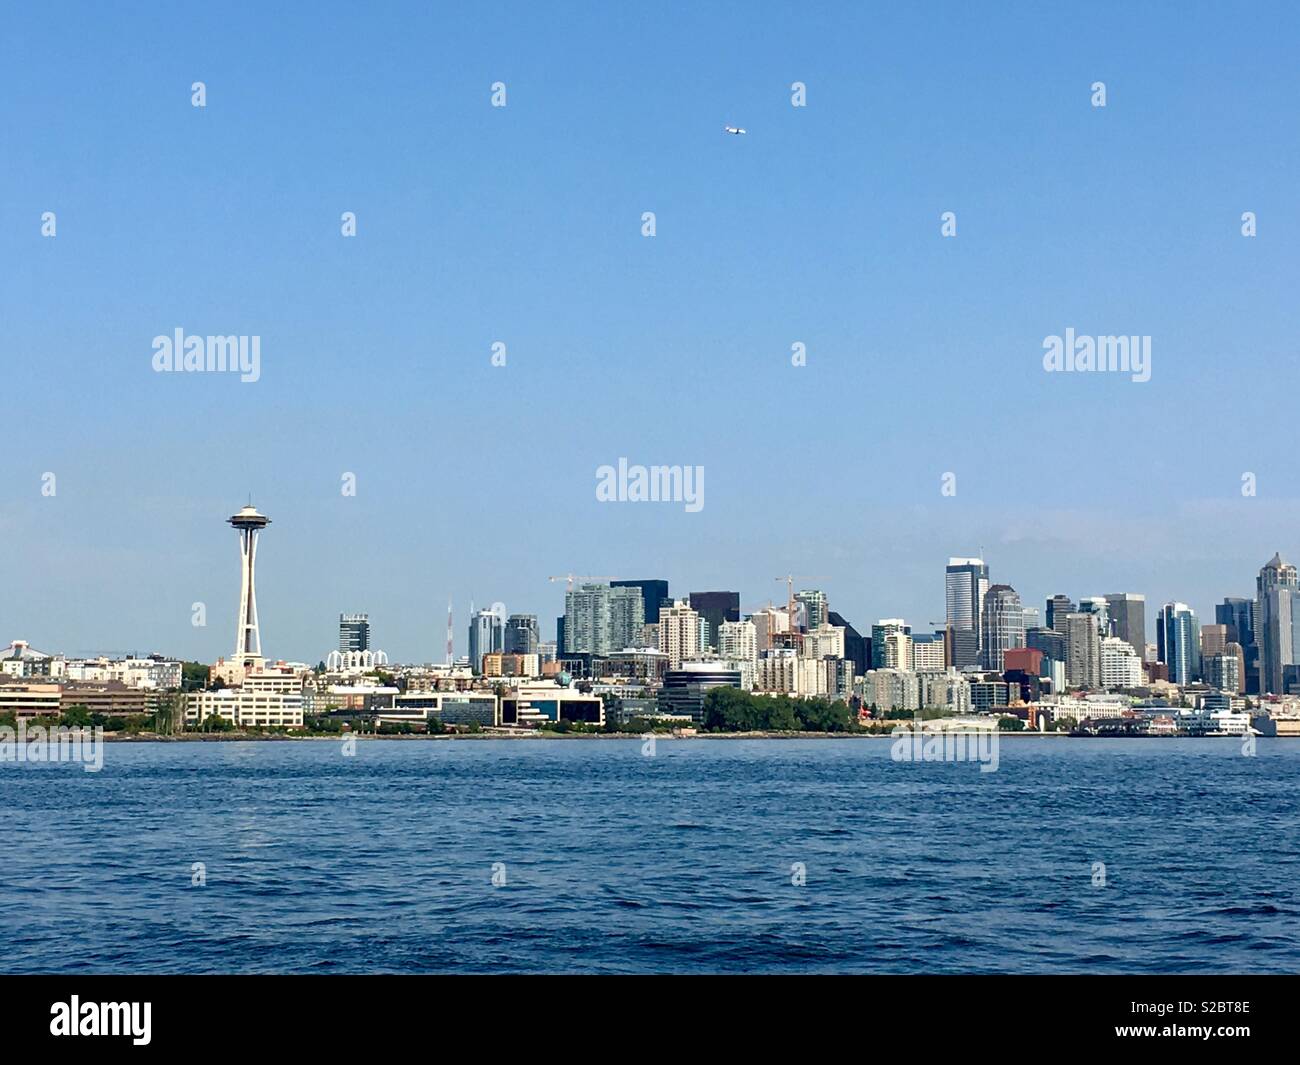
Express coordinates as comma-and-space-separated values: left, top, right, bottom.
94, 730, 1266, 742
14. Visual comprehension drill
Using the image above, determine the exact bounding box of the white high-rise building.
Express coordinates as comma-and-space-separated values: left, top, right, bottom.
802, 623, 846, 660
883, 629, 912, 670
658, 600, 702, 669
1100, 636, 1143, 690
754, 650, 830, 697
751, 607, 791, 652
911, 634, 945, 672
718, 619, 758, 663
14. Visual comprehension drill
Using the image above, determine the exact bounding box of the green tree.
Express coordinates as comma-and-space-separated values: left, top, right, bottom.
153, 691, 185, 735
60, 704, 93, 728
181, 662, 211, 692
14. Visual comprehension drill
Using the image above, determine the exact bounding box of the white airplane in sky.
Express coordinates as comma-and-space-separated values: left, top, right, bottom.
724, 125, 747, 135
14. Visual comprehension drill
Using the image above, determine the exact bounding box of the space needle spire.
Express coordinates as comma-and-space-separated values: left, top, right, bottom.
228, 503, 271, 669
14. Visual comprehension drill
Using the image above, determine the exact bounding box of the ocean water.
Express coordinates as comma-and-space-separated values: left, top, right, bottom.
2, 737, 1298, 974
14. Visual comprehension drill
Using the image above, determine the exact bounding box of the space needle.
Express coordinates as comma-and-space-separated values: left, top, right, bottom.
228, 504, 270, 670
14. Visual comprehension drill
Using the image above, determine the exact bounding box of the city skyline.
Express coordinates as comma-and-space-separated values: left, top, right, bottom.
5, 4, 1300, 665
5, 496, 1297, 670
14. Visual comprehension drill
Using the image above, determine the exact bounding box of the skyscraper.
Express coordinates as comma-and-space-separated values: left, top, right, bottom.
1157, 602, 1201, 686
1216, 597, 1256, 693
338, 613, 370, 653
794, 589, 828, 631
946, 558, 989, 650
1064, 613, 1101, 688
1077, 597, 1110, 637
980, 585, 1025, 671
718, 619, 758, 662
1104, 593, 1146, 658
1027, 626, 1067, 669
689, 591, 740, 652
504, 614, 540, 656
871, 619, 911, 670
657, 599, 701, 669
751, 606, 792, 652
1045, 595, 1076, 634
228, 504, 271, 670
1257, 553, 1299, 695
827, 610, 869, 674
468, 609, 504, 673
565, 584, 645, 656
612, 579, 669, 626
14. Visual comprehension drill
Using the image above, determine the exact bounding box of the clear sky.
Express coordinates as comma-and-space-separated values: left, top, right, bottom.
3, 1, 1299, 663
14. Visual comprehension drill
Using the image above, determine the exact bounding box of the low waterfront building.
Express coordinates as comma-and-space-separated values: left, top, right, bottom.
0, 681, 62, 718
657, 664, 742, 723
500, 682, 603, 727
860, 669, 920, 713
185, 688, 304, 729
377, 691, 499, 728
60, 682, 150, 717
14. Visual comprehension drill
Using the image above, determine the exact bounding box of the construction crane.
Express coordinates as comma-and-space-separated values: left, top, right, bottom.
548, 574, 615, 594
774, 574, 828, 619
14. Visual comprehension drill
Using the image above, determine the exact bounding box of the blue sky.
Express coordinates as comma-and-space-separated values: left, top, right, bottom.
2, 2, 1299, 662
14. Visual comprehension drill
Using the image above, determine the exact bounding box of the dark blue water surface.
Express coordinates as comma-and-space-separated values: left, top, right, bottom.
2, 737, 1298, 973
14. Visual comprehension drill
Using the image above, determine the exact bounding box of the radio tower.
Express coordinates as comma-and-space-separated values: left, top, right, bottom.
446, 599, 454, 665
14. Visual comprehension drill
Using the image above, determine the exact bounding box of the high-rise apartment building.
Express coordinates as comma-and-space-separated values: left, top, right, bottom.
1099, 636, 1143, 689
802, 623, 846, 661
1203, 645, 1244, 694
612, 579, 669, 626
911, 633, 945, 672
871, 619, 911, 670
751, 606, 791, 652
794, 589, 829, 631
565, 584, 645, 657
504, 614, 540, 656
718, 619, 758, 663
657, 600, 702, 669
1157, 602, 1201, 686
1065, 613, 1101, 688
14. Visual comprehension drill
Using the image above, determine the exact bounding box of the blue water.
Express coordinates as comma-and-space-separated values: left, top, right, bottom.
2, 737, 1298, 973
